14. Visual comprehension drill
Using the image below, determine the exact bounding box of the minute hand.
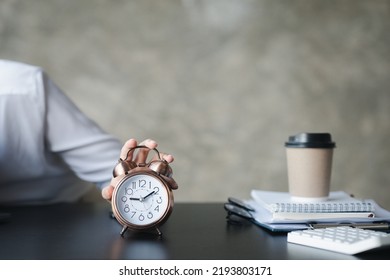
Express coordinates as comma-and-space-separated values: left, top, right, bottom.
142, 191, 156, 201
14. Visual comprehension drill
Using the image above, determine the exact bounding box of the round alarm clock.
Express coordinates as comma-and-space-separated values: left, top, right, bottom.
111, 145, 178, 236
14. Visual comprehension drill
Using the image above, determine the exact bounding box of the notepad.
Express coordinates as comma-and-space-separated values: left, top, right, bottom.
271, 211, 375, 220
246, 190, 390, 231
251, 190, 375, 214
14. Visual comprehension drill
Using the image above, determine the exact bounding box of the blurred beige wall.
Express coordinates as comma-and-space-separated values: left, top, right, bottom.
1, 0, 389, 207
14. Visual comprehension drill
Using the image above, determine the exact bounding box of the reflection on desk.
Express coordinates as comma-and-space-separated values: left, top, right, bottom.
0, 202, 388, 260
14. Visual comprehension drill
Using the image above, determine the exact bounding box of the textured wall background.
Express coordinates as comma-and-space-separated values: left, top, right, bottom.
1, 0, 389, 207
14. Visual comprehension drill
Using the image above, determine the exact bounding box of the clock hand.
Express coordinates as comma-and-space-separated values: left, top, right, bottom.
142, 191, 156, 200
128, 191, 156, 202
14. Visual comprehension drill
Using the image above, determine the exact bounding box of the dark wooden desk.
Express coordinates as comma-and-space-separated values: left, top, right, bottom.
0, 202, 389, 260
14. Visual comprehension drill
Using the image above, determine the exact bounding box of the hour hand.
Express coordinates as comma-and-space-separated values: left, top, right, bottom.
129, 191, 155, 202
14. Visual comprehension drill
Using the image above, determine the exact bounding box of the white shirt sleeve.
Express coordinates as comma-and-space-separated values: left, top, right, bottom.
0, 60, 123, 204
42, 71, 122, 188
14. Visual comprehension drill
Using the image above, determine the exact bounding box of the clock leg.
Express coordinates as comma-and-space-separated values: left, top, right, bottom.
119, 226, 162, 237
120, 226, 128, 236
144, 227, 163, 236
155, 227, 162, 236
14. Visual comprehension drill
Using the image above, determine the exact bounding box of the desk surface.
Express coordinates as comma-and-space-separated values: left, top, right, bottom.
0, 202, 389, 260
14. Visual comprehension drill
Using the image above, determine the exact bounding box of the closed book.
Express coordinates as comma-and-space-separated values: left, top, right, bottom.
251, 190, 375, 213
272, 211, 375, 221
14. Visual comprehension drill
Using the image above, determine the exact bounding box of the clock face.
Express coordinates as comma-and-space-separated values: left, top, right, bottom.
113, 173, 171, 228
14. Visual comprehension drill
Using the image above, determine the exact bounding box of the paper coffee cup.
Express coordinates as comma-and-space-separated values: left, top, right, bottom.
285, 133, 336, 202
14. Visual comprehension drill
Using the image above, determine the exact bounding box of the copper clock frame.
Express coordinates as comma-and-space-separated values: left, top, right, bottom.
111, 167, 174, 236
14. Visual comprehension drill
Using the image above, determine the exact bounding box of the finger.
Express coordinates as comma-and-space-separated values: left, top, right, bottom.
120, 139, 138, 160
102, 176, 122, 201
101, 185, 114, 201
134, 139, 158, 163
160, 153, 174, 163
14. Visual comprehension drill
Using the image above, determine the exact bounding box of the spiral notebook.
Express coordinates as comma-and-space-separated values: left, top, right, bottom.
251, 190, 375, 220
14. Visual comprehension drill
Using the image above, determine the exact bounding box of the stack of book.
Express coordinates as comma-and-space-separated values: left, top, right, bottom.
247, 190, 390, 232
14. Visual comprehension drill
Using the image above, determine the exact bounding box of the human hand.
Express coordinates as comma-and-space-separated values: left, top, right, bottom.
101, 138, 174, 201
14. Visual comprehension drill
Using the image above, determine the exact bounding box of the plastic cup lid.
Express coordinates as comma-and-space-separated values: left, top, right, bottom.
285, 133, 336, 148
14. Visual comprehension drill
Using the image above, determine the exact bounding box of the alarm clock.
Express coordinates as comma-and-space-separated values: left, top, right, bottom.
111, 145, 178, 236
